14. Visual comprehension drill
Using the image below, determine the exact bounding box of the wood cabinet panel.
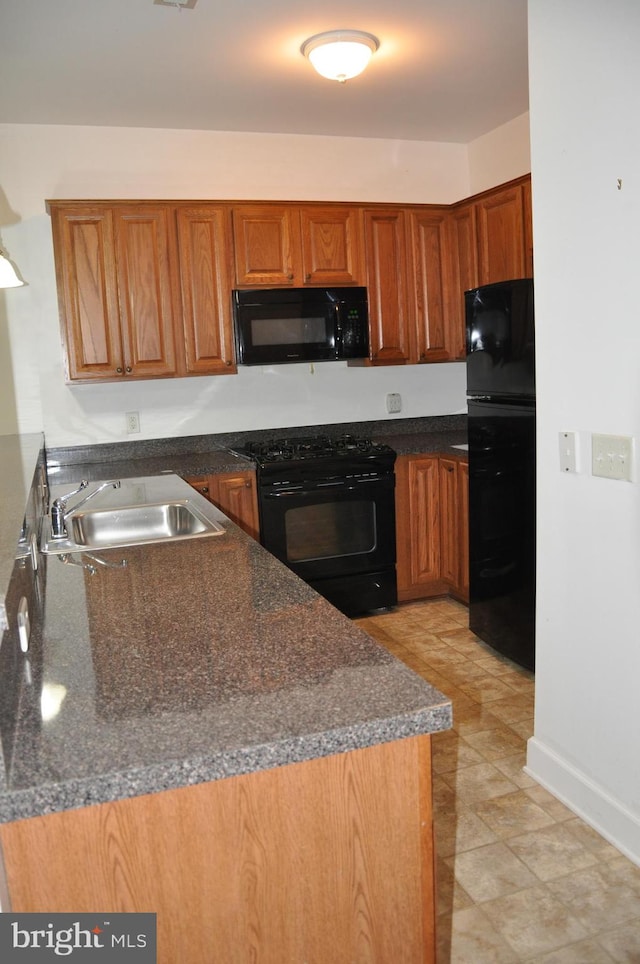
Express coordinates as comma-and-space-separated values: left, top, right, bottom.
445, 202, 478, 360
396, 455, 444, 600
396, 454, 469, 603
113, 206, 179, 377
299, 205, 363, 285
0, 737, 436, 964
186, 471, 259, 541
475, 183, 527, 286
409, 208, 451, 362
50, 206, 123, 380
363, 208, 412, 364
176, 206, 236, 374
208, 471, 259, 541
232, 205, 297, 286
439, 457, 459, 587
458, 459, 470, 601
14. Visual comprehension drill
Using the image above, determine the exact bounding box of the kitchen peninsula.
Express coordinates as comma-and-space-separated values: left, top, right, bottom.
0, 431, 453, 964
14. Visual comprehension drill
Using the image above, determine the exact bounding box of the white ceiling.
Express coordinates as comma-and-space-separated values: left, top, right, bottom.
0, 0, 529, 144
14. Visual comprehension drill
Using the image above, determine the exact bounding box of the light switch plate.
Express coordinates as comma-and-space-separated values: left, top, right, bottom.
592, 433, 633, 481
386, 393, 402, 414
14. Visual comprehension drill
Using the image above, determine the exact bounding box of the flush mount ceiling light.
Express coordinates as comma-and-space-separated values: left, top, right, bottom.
301, 30, 379, 84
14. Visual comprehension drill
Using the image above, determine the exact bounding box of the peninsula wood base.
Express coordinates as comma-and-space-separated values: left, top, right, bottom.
0, 735, 436, 964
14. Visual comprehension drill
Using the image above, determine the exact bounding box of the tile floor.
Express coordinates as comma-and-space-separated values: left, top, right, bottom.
356, 598, 640, 963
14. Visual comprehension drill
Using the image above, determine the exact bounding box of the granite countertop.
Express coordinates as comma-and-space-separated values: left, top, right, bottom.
0, 433, 45, 631
46, 416, 468, 485
0, 445, 453, 824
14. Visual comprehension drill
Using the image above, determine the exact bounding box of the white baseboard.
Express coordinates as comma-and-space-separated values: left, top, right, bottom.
526, 736, 640, 868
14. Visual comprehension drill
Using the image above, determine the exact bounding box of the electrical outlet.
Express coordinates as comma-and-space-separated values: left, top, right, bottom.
386, 393, 402, 414
126, 411, 140, 434
559, 431, 577, 473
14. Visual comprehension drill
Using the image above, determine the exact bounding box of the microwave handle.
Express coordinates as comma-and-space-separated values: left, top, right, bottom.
334, 304, 343, 354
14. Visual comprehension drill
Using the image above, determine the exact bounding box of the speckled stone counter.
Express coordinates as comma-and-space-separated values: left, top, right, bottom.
46, 415, 467, 484
0, 433, 45, 630
0, 501, 451, 825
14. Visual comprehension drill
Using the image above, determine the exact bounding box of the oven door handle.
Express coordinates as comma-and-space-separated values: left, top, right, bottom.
262, 476, 392, 498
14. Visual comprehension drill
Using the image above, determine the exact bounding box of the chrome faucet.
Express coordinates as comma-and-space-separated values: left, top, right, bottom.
50, 479, 121, 539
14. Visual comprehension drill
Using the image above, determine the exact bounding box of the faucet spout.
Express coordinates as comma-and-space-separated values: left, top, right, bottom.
50, 480, 121, 539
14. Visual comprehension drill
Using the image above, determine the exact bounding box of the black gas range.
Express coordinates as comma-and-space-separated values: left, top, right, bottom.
234, 434, 398, 617
234, 433, 396, 479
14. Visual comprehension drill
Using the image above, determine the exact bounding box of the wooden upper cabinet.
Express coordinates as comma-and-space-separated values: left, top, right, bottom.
522, 176, 534, 278
408, 208, 450, 363
176, 206, 236, 375
363, 208, 412, 364
299, 206, 364, 285
49, 206, 123, 381
232, 203, 364, 287
446, 202, 478, 360
475, 182, 527, 286
112, 206, 179, 378
48, 200, 238, 383
232, 205, 298, 286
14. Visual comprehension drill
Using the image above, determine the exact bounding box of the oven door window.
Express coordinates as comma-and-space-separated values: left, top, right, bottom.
259, 476, 396, 581
285, 500, 375, 563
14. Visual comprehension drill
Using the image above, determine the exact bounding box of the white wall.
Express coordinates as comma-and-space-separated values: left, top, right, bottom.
0, 125, 473, 444
527, 0, 640, 864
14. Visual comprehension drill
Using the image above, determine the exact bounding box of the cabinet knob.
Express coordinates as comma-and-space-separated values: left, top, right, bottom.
125, 366, 132, 374
201, 486, 209, 494
245, 480, 252, 488
287, 273, 294, 281
116, 367, 123, 374
305, 273, 311, 281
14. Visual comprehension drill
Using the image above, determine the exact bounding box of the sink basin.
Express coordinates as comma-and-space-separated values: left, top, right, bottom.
68, 501, 214, 549
40, 474, 226, 554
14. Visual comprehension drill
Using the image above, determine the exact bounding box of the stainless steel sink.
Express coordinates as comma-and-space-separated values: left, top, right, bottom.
68, 501, 213, 548
40, 474, 226, 554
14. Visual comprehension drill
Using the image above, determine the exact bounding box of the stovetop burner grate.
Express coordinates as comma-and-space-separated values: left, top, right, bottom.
239, 434, 394, 464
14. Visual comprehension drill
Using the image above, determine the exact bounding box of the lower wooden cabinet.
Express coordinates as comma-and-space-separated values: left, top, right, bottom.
395, 454, 468, 603
187, 471, 259, 542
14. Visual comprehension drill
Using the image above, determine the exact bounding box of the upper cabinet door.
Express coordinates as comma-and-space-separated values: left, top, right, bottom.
408, 208, 450, 363
475, 184, 526, 286
176, 206, 236, 375
445, 203, 478, 360
232, 205, 298, 286
299, 206, 364, 285
113, 206, 179, 377
50, 206, 124, 381
363, 208, 412, 364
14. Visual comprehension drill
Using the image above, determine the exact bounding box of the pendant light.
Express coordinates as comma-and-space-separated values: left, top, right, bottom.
0, 247, 24, 288
301, 30, 379, 84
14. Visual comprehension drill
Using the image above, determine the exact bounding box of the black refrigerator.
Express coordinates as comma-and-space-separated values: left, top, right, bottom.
465, 278, 536, 671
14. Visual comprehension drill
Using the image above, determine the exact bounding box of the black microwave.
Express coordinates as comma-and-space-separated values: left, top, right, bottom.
232, 287, 369, 365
